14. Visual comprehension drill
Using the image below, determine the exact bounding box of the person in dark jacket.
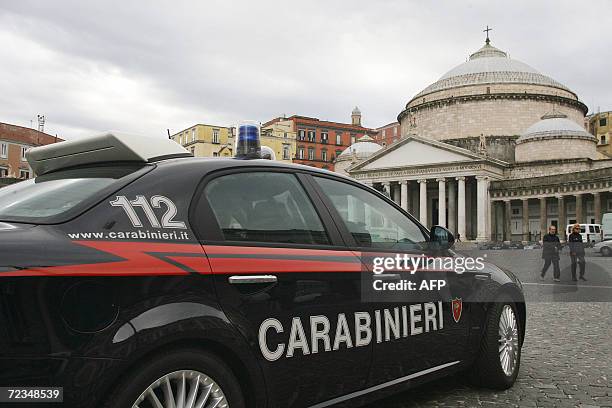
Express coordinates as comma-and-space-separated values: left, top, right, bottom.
568, 223, 587, 281
541, 225, 562, 282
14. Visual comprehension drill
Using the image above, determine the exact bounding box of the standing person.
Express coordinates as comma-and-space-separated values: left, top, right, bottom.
541, 225, 562, 282
568, 223, 587, 281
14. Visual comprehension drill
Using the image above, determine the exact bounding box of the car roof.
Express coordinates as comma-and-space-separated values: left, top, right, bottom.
155, 155, 357, 181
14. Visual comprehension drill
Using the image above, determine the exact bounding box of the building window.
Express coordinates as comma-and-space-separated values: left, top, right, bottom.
308, 147, 315, 160
600, 118, 607, 127
382, 130, 386, 137
298, 147, 305, 159
336, 133, 342, 145
393, 127, 398, 136
0, 167, 7, 177
192, 128, 196, 143
298, 129, 306, 141
335, 149, 342, 158
213, 152, 219, 157
350, 134, 356, 145
283, 145, 290, 160
321, 131, 328, 144
212, 129, 220, 144
308, 130, 315, 142
19, 169, 30, 179
321, 149, 328, 162
0, 143, 7, 158
284, 132, 288, 139
601, 135, 607, 144
179, 135, 183, 145
21, 146, 28, 161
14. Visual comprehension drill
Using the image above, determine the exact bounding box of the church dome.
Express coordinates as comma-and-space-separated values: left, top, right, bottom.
337, 135, 381, 159
515, 111, 597, 162
352, 106, 361, 115
517, 112, 595, 143
334, 135, 381, 175
398, 37, 588, 145
413, 42, 572, 100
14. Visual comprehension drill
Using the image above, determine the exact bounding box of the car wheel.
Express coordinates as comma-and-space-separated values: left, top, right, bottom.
601, 246, 612, 257
469, 296, 522, 390
103, 349, 245, 408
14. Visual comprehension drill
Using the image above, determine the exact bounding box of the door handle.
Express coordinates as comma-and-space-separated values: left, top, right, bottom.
229, 275, 278, 284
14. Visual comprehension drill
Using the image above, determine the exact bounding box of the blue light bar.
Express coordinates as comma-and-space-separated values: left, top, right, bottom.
235, 121, 261, 159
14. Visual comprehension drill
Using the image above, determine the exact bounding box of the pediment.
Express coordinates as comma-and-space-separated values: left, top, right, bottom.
355, 137, 482, 171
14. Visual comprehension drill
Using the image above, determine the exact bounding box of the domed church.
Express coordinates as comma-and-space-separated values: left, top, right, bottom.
346, 34, 612, 242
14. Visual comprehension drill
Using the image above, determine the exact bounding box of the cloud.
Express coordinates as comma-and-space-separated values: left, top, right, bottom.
0, 0, 610, 139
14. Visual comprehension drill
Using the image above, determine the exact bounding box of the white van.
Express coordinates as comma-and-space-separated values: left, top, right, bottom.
566, 223, 603, 244
603, 213, 612, 241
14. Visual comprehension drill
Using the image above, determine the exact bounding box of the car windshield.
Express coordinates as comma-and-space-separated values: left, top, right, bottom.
0, 165, 146, 223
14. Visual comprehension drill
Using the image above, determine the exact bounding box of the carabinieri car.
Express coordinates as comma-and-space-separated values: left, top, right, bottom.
0, 132, 525, 408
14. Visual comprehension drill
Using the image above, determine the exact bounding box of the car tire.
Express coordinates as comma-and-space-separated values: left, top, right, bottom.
469, 295, 522, 390
601, 246, 611, 257
102, 349, 245, 408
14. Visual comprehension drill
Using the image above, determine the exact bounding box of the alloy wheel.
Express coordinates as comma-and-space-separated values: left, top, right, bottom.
498, 305, 519, 377
132, 370, 229, 408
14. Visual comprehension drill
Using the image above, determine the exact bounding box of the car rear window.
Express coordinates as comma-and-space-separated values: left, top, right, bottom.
0, 165, 148, 223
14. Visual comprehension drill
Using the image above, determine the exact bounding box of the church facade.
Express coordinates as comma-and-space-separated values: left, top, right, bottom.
345, 39, 612, 242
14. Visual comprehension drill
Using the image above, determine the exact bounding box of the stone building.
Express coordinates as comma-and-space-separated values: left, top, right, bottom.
587, 111, 612, 157
344, 38, 612, 242
265, 109, 377, 171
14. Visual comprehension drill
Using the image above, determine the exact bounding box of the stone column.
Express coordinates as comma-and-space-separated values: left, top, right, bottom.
437, 178, 446, 228
522, 199, 529, 242
448, 179, 456, 234
400, 181, 408, 211
490, 201, 498, 241
504, 200, 512, 241
456, 177, 466, 241
476, 176, 488, 242
575, 193, 583, 224
539, 197, 547, 241
558, 195, 566, 241
593, 192, 602, 224
418, 179, 428, 226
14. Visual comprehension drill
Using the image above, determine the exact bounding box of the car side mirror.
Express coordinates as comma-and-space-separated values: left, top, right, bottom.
430, 225, 455, 251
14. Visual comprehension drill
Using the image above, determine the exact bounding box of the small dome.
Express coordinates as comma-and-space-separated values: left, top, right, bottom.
337, 135, 381, 160
352, 106, 361, 115
517, 112, 595, 143
411, 41, 572, 100
514, 111, 597, 163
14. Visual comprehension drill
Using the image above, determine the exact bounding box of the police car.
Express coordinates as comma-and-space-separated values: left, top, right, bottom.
0, 128, 525, 408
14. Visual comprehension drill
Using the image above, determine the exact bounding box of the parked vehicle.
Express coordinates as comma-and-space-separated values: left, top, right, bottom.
603, 213, 612, 241
593, 240, 612, 257
565, 223, 603, 245
0, 132, 526, 408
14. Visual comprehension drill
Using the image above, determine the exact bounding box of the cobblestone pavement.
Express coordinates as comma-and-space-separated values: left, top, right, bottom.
375, 302, 612, 407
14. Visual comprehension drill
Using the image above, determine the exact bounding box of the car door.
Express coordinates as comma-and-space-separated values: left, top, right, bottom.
308, 174, 474, 386
191, 168, 372, 408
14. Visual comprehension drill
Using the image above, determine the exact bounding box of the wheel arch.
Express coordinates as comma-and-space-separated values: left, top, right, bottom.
101, 337, 267, 408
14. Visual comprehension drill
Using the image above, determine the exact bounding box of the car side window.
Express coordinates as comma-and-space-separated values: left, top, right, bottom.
204, 172, 329, 245
313, 176, 427, 250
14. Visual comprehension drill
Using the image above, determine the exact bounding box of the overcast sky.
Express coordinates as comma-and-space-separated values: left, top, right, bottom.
0, 0, 610, 140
